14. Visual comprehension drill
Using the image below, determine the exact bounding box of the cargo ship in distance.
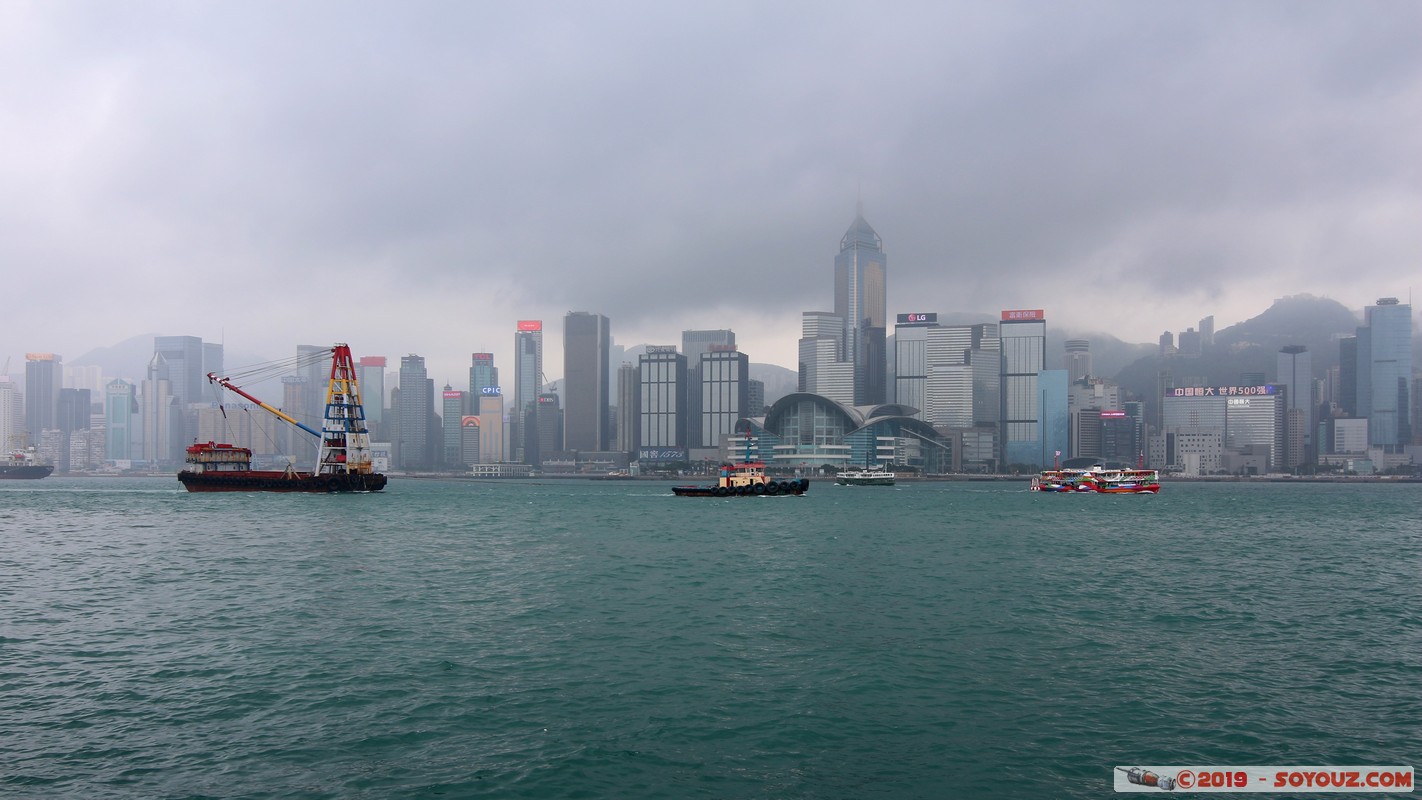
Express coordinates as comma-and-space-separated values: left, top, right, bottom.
178, 343, 387, 493
0, 448, 53, 480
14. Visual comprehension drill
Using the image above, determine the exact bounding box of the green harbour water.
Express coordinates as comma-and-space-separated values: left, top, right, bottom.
2, 477, 1420, 798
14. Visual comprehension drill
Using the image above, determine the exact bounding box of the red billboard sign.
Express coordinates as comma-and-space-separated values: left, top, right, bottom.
358, 356, 387, 367
443, 390, 463, 399
1000, 309, 1045, 321
517, 320, 542, 331
461, 416, 480, 427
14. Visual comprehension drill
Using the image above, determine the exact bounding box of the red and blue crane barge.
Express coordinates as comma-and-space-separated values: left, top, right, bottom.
178, 343, 387, 493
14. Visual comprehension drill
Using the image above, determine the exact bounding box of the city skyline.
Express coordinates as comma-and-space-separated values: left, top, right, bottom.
4, 3, 1420, 389
6, 289, 1419, 395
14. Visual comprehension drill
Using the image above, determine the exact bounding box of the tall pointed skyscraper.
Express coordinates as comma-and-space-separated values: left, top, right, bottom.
834, 205, 887, 405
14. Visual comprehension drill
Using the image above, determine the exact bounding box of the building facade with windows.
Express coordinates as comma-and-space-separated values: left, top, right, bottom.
638, 347, 687, 450
999, 310, 1047, 468
698, 347, 749, 452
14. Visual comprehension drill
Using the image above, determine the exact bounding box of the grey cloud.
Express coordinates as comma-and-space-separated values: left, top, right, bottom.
3, 1, 1419, 381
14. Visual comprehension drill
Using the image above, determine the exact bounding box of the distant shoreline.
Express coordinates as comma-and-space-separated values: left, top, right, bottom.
35, 472, 1421, 486
388, 472, 1422, 485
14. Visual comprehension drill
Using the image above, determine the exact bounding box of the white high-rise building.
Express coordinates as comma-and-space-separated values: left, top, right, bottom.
799, 311, 853, 404
0, 377, 23, 450
926, 364, 973, 428
141, 352, 176, 465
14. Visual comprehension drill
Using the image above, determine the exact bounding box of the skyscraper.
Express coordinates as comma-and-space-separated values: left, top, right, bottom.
1000, 309, 1047, 468
682, 329, 735, 447
798, 311, 853, 404
468, 352, 503, 464
834, 206, 887, 404
441, 386, 468, 467
1357, 297, 1413, 451
478, 392, 506, 465
1338, 336, 1357, 417
699, 348, 750, 451
616, 362, 639, 455
396, 354, 433, 469
1277, 345, 1313, 465
141, 351, 175, 465
893, 313, 939, 420
469, 353, 498, 395
104, 379, 136, 462
281, 376, 311, 461
536, 394, 563, 458
358, 356, 387, 427
296, 344, 329, 432
639, 346, 687, 450
154, 336, 205, 407
563, 312, 610, 451
203, 342, 224, 383
1063, 339, 1092, 383
1198, 315, 1215, 347
154, 335, 216, 454
0, 375, 23, 451
513, 321, 543, 463
24, 352, 61, 443
682, 330, 735, 369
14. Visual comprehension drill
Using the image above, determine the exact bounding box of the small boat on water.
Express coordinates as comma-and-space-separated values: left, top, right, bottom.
1030, 464, 1161, 494
835, 466, 896, 486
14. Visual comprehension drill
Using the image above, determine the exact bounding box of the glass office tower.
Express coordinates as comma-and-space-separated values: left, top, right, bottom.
999, 310, 1047, 468
834, 206, 887, 405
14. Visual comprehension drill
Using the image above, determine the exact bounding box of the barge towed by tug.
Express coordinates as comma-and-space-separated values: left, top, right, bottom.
178, 343, 387, 493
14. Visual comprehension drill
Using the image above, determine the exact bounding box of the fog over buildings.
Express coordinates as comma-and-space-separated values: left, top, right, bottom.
3, 1, 1421, 387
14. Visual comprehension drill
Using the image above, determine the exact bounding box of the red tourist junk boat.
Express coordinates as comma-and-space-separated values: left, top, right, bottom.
178, 344, 387, 493
1030, 464, 1161, 494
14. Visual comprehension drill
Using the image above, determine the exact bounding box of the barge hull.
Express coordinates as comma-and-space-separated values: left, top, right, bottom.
178, 470, 388, 493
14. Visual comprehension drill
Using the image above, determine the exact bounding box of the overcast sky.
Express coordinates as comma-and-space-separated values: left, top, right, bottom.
3, 0, 1419, 387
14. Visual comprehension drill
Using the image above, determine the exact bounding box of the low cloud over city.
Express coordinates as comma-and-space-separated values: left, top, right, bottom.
3, 1, 1419, 381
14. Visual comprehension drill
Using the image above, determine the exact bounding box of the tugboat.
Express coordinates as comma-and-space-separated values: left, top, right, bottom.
671, 436, 808, 497
178, 343, 387, 493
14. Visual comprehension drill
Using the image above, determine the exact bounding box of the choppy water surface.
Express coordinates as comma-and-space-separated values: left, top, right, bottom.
2, 477, 1420, 798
